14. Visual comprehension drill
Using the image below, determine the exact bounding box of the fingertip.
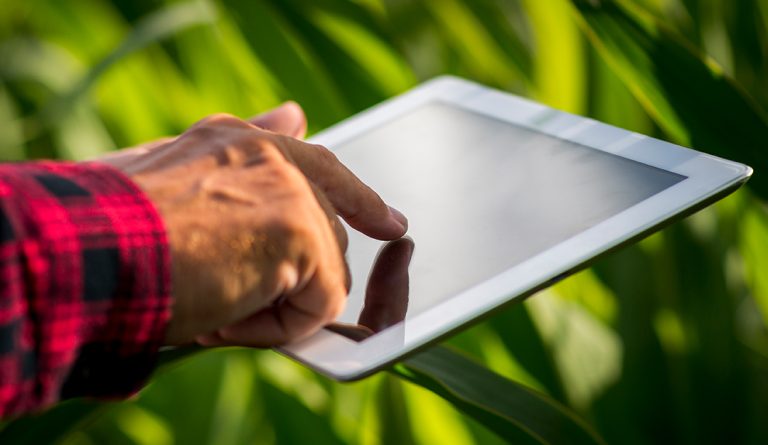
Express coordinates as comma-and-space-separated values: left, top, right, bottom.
249, 101, 307, 138
388, 206, 408, 232
281, 100, 303, 115
375, 210, 409, 240
346, 205, 408, 240
277, 101, 307, 138
355, 220, 408, 241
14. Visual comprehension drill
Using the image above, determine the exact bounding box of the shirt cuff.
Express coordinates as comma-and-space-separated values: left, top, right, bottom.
0, 161, 172, 408
57, 162, 172, 400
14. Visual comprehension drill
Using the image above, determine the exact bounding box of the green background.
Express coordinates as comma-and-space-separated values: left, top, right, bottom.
1, 0, 767, 443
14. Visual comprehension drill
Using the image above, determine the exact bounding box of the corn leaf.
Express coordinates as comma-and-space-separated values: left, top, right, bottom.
522, 0, 586, 114
421, 0, 527, 89
219, 0, 350, 130
393, 346, 606, 445
569, 0, 768, 199
44, 0, 216, 123
269, 0, 415, 111
0, 399, 103, 444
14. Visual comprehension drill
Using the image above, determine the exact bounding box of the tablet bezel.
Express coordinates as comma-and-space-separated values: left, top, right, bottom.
279, 76, 752, 381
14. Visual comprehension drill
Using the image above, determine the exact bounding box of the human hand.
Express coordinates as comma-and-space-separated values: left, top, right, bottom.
95, 103, 408, 346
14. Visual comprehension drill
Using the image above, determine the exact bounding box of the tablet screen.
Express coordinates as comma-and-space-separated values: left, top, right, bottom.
330, 102, 685, 336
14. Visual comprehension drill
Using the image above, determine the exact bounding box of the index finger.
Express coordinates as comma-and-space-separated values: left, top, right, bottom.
274, 135, 408, 240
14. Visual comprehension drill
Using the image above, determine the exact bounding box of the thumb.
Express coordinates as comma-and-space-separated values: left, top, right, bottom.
249, 101, 307, 139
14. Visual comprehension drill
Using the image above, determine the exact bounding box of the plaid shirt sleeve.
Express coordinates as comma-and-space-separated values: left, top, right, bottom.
0, 161, 171, 418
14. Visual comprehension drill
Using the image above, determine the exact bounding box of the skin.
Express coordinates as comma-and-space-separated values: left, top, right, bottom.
95, 103, 408, 346
327, 237, 414, 341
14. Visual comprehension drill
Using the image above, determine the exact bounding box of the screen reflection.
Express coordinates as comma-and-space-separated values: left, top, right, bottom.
326, 237, 413, 341
332, 103, 684, 325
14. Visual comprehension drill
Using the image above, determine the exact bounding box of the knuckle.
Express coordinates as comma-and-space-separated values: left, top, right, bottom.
262, 134, 297, 162
252, 137, 287, 163
184, 124, 218, 142
315, 145, 339, 167
215, 144, 249, 166
196, 113, 248, 129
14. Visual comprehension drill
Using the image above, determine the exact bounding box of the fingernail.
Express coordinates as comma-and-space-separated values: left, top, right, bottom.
388, 206, 408, 231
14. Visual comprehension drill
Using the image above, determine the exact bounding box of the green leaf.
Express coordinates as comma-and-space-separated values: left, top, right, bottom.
522, 0, 587, 113
375, 375, 418, 445
260, 379, 345, 445
525, 291, 623, 412
589, 242, 680, 444
740, 205, 768, 326
0, 343, 603, 445
588, 43, 653, 135
461, 0, 533, 82
399, 374, 478, 445
293, 1, 416, 94
569, 0, 768, 199
486, 301, 568, 404
0, 85, 25, 160
446, 323, 549, 395
156, 345, 603, 444
421, 0, 529, 89
0, 399, 104, 444
0, 346, 206, 444
112, 404, 174, 445
761, 0, 768, 32
392, 346, 606, 445
269, 0, 414, 112
44, 0, 217, 123
659, 215, 753, 442
219, 0, 351, 130
169, 10, 284, 118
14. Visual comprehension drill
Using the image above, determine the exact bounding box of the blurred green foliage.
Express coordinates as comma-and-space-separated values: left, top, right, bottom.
1, 0, 767, 443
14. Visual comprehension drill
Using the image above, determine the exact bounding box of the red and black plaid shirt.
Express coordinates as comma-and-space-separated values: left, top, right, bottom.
0, 161, 171, 418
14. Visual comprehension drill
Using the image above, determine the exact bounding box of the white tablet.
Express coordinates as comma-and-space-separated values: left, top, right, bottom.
279, 76, 751, 380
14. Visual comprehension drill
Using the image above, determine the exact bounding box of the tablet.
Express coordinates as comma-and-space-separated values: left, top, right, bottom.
279, 76, 752, 380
